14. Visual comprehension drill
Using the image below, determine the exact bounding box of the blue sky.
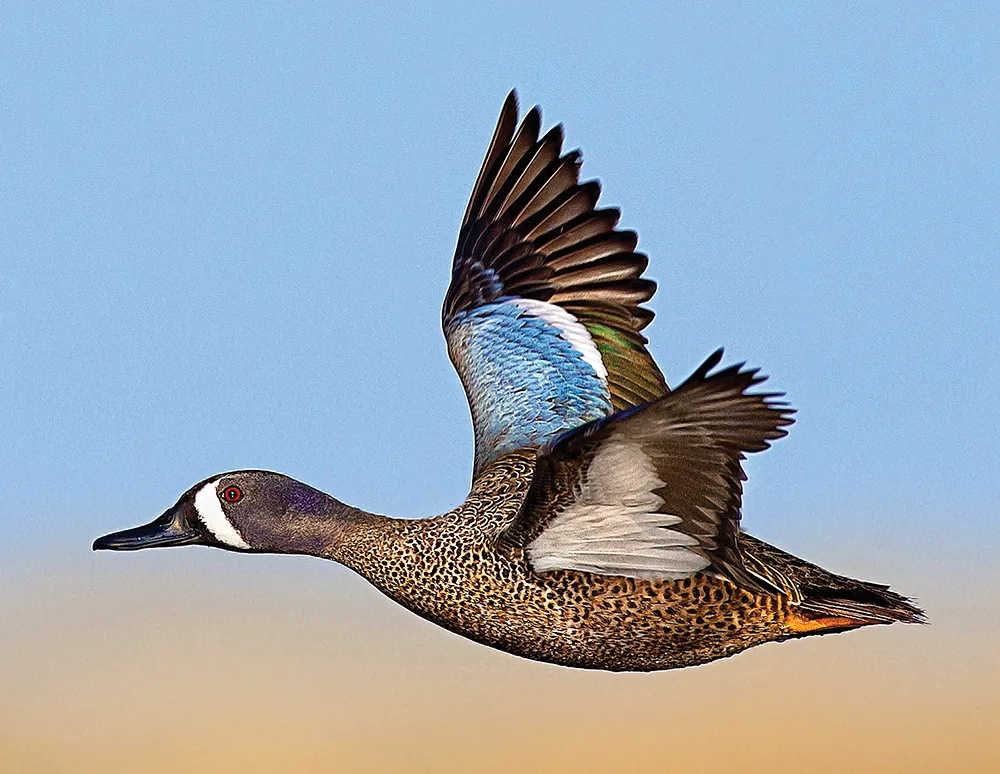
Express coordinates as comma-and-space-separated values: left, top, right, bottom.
2, 3, 997, 600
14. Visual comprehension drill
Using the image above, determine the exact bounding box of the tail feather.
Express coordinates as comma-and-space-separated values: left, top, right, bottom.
739, 533, 927, 628
798, 582, 926, 625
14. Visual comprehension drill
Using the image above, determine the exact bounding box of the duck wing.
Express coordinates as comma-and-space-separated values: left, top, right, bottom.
444, 91, 667, 480
497, 350, 795, 592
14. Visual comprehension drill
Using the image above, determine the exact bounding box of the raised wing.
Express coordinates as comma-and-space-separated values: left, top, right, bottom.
444, 91, 668, 479
497, 350, 795, 592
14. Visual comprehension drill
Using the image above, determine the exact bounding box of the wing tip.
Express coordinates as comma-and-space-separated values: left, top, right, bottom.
449, 91, 669, 414
675, 349, 799, 441
504, 88, 519, 114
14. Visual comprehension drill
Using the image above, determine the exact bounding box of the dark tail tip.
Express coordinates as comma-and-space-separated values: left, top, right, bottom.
797, 583, 927, 627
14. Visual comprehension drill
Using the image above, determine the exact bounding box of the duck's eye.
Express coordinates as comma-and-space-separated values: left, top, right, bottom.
222, 486, 243, 503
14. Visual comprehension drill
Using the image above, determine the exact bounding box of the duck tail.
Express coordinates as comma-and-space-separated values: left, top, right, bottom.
794, 581, 927, 629
739, 534, 927, 634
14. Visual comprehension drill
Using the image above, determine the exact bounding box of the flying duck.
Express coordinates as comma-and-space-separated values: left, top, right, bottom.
94, 92, 923, 671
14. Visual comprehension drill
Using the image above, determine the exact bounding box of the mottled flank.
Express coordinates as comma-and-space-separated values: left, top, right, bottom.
333, 452, 921, 672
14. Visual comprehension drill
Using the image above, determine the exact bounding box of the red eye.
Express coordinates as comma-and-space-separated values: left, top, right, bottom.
223, 486, 243, 503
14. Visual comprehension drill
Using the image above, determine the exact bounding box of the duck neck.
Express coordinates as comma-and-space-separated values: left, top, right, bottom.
248, 493, 398, 564
316, 502, 400, 567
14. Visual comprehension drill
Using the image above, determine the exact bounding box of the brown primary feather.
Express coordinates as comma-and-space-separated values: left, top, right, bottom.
444, 90, 667, 411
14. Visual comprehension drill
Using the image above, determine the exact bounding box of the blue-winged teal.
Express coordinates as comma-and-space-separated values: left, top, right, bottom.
94, 92, 923, 671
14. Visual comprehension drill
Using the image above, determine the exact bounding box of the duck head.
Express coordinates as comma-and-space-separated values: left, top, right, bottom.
93, 471, 356, 556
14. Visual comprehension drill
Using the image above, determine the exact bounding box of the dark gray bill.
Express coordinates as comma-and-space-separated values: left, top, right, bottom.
93, 502, 201, 551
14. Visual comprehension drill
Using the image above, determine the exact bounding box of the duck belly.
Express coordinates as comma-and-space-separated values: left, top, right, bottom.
358, 525, 790, 671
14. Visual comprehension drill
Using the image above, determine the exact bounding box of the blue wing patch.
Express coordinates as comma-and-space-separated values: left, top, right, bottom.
446, 300, 613, 477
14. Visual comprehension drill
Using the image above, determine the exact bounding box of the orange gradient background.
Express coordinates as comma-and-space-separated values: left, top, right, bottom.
3, 535, 996, 773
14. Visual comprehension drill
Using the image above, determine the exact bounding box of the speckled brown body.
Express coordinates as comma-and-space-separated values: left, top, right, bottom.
333, 451, 803, 671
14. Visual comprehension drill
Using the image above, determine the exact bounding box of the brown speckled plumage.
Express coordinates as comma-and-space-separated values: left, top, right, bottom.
330, 451, 917, 672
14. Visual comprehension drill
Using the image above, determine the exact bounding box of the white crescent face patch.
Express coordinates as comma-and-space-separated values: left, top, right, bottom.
193, 481, 250, 549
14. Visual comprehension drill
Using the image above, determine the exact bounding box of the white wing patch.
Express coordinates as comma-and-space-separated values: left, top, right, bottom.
509, 298, 609, 382
527, 439, 711, 579
194, 481, 250, 550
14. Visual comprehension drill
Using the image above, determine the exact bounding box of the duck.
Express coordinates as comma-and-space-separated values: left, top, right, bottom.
93, 92, 924, 672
